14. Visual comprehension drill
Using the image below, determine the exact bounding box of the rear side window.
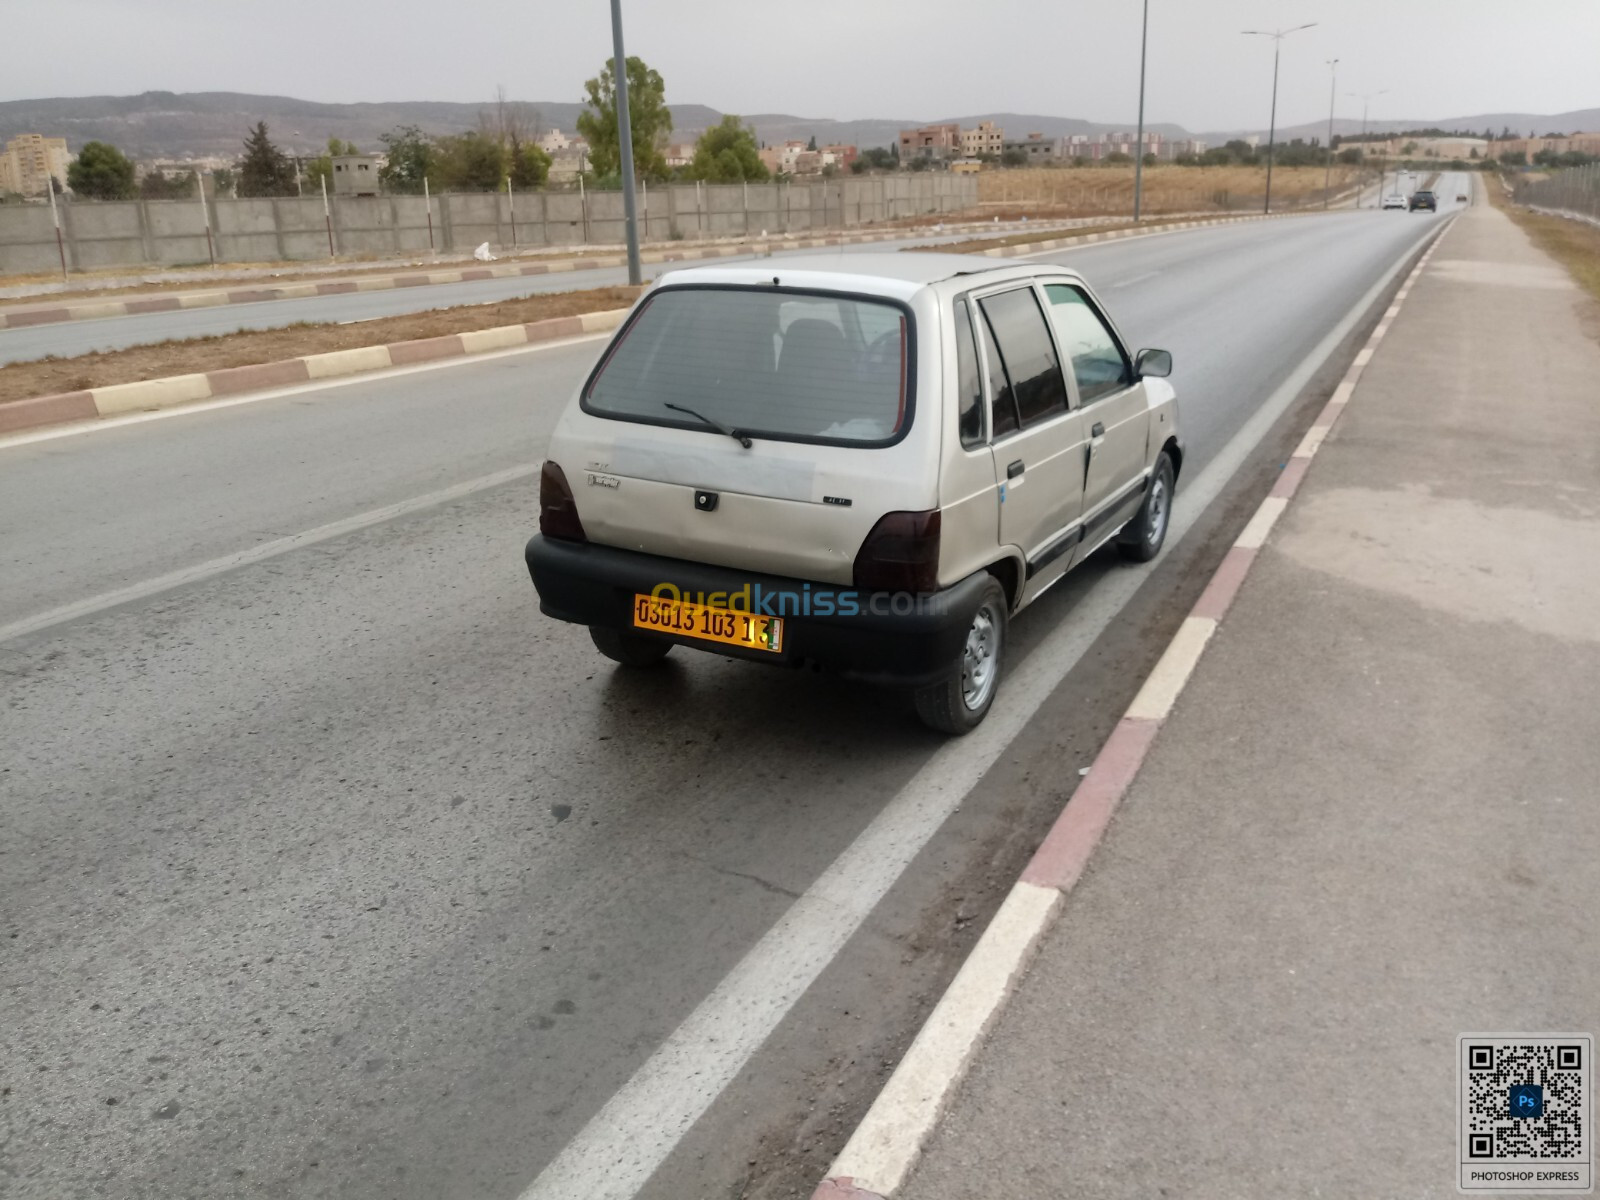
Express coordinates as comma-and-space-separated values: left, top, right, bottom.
952, 300, 984, 447
1045, 284, 1132, 404
978, 288, 1069, 427
585, 287, 910, 445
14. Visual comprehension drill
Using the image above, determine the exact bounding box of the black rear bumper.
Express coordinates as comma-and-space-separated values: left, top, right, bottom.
524, 535, 990, 687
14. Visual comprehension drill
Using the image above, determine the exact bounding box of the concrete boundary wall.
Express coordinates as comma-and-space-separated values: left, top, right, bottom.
0, 176, 977, 274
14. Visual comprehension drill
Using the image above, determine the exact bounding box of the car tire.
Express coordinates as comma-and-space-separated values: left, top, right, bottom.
913, 575, 1008, 736
589, 626, 673, 667
1118, 451, 1175, 563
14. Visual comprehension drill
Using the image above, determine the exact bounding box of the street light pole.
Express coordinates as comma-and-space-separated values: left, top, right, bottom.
1323, 58, 1338, 208
610, 0, 642, 285
1133, 0, 1150, 222
1347, 88, 1389, 207
1243, 23, 1317, 215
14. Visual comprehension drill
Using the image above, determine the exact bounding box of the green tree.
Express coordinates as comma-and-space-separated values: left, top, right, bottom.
237, 122, 297, 197
67, 141, 136, 200
576, 55, 672, 181
211, 167, 236, 197
508, 140, 551, 188
806, 134, 818, 151
859, 146, 897, 171
1000, 148, 1029, 168
379, 125, 435, 194
433, 131, 506, 191
687, 115, 768, 182
139, 171, 196, 200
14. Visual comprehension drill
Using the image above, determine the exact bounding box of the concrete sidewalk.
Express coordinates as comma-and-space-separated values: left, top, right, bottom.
898, 202, 1600, 1195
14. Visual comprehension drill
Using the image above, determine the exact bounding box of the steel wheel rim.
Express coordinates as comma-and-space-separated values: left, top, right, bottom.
1147, 475, 1169, 547
961, 602, 1000, 711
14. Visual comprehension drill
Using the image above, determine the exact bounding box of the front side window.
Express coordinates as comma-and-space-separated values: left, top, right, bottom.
979, 287, 1069, 427
1045, 284, 1132, 405
585, 287, 910, 445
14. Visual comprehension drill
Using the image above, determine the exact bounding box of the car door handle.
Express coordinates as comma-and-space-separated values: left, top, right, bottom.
1007, 460, 1025, 479
1091, 422, 1105, 438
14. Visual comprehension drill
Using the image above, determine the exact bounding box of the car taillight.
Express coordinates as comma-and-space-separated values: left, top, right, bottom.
853, 509, 941, 593
539, 461, 587, 542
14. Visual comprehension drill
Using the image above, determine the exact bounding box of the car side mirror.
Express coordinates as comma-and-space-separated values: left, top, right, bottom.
1135, 348, 1172, 379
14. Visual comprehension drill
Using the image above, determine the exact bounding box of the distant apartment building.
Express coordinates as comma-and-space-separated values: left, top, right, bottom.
961, 122, 1004, 158
546, 145, 589, 182
821, 143, 858, 170
330, 154, 381, 196
664, 142, 696, 168
1497, 131, 1600, 159
0, 133, 71, 196
538, 129, 572, 154
899, 123, 962, 160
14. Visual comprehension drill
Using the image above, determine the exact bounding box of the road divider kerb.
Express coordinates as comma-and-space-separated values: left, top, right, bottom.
812, 217, 1456, 1200
0, 306, 632, 437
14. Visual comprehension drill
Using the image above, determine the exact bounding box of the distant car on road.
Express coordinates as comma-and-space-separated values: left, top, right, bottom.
1409, 190, 1437, 212
1382, 193, 1407, 210
526, 254, 1182, 733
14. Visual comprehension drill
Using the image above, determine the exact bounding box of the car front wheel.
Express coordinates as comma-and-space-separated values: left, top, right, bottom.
913, 575, 1008, 735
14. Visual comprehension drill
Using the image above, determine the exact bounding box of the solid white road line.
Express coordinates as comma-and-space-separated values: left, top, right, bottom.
0, 464, 537, 645
517, 219, 1450, 1200
1124, 616, 1218, 722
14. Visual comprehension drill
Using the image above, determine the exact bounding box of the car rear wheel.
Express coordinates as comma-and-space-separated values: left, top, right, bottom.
1118, 451, 1175, 562
913, 576, 1008, 735
589, 626, 673, 667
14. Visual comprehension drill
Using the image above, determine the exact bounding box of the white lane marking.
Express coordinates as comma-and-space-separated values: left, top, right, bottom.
1124, 615, 1218, 721
1234, 495, 1290, 549
0, 464, 536, 644
517, 218, 1449, 1200
1109, 270, 1160, 288
0, 332, 607, 453
828, 880, 1061, 1196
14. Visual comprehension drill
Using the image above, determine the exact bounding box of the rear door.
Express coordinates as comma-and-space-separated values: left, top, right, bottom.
1042, 282, 1148, 550
972, 283, 1087, 599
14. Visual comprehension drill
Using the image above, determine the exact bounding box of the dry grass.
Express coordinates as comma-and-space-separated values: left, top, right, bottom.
0, 286, 639, 406
977, 165, 1359, 215
1487, 180, 1600, 307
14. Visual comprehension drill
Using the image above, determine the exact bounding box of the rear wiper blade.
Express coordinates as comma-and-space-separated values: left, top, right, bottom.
664, 403, 753, 449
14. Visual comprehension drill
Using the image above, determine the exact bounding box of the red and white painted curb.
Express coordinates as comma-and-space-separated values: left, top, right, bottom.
812, 224, 1454, 1200
0, 306, 632, 437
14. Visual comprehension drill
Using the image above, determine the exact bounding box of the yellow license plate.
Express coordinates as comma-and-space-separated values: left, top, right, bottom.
631, 594, 784, 653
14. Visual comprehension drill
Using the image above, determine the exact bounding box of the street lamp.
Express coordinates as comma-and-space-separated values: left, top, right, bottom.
1242, 22, 1317, 214
1133, 0, 1150, 222
1347, 89, 1389, 207
610, 0, 642, 285
1323, 58, 1338, 208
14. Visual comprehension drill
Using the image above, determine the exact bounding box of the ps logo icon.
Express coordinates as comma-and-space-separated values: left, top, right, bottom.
694, 490, 719, 513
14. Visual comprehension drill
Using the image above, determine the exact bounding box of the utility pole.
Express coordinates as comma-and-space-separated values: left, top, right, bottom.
1133, 0, 1150, 222
1323, 58, 1339, 208
1243, 23, 1317, 214
610, 0, 642, 284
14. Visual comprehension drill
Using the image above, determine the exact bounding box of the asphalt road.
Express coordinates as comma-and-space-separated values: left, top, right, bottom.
0, 226, 1036, 367
0, 184, 1461, 1200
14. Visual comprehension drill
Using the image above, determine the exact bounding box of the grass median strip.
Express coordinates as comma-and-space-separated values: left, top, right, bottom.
0, 285, 641, 407
1492, 190, 1600, 308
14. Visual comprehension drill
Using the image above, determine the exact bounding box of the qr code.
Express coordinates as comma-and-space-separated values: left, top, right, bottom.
1460, 1034, 1592, 1193
1465, 1041, 1588, 1160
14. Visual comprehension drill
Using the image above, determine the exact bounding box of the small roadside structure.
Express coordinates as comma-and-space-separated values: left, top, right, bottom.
331, 154, 380, 196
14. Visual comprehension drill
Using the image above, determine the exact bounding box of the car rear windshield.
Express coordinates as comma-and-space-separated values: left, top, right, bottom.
584, 286, 911, 445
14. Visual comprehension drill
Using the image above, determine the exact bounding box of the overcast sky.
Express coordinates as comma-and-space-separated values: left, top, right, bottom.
5, 0, 1597, 133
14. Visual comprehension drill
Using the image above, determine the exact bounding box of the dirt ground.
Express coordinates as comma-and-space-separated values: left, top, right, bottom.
0, 285, 640, 406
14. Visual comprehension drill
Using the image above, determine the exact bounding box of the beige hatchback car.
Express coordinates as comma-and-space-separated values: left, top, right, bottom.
526, 253, 1180, 733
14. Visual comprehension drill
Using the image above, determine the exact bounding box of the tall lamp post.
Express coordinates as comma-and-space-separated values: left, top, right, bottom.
1242, 22, 1317, 214
1133, 0, 1150, 222
1322, 58, 1339, 207
610, 0, 642, 285
1347, 88, 1389, 207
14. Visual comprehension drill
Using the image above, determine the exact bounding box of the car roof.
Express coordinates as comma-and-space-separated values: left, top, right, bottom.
652, 252, 1062, 301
